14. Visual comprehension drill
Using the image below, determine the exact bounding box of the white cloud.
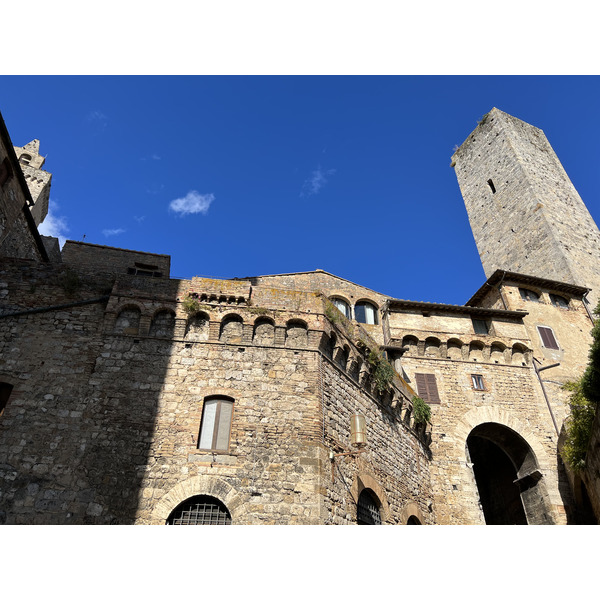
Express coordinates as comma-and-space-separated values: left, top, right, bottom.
301, 166, 336, 197
169, 191, 215, 216
102, 228, 126, 237
38, 210, 69, 248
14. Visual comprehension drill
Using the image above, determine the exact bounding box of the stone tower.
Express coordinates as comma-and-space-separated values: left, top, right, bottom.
13, 139, 52, 227
452, 108, 600, 309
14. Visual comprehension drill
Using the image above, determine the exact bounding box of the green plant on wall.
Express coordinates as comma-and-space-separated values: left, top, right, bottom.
561, 380, 595, 471
412, 395, 431, 425
59, 269, 81, 297
367, 349, 394, 393
561, 301, 600, 471
181, 295, 201, 315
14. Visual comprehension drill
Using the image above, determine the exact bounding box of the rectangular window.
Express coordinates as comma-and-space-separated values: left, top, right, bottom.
472, 318, 489, 335
198, 397, 234, 451
415, 373, 440, 404
538, 326, 559, 350
471, 374, 485, 390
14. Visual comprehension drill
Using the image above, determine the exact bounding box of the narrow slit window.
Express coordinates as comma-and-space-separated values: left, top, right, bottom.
487, 179, 496, 194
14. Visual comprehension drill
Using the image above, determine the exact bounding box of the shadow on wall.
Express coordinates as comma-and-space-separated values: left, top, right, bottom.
0, 263, 180, 524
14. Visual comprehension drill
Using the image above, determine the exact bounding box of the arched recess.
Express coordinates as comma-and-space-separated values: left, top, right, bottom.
114, 305, 141, 335
466, 422, 554, 525
454, 406, 558, 525
350, 471, 391, 524
150, 475, 244, 525
447, 338, 463, 360
253, 317, 275, 345
424, 337, 441, 357
512, 343, 529, 366
490, 342, 506, 364
402, 335, 419, 356
469, 340, 484, 362
149, 309, 176, 338
220, 314, 243, 344
185, 311, 210, 341
286, 319, 308, 348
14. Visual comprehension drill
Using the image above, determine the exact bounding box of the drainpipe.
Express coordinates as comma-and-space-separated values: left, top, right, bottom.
582, 292, 595, 326
496, 271, 508, 310
533, 357, 560, 435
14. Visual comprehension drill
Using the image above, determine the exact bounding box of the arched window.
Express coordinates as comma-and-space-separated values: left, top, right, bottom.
331, 297, 350, 319
166, 495, 232, 525
519, 288, 540, 302
357, 489, 382, 525
407, 515, 422, 524
19, 153, 32, 166
198, 396, 234, 451
550, 294, 569, 309
355, 301, 378, 325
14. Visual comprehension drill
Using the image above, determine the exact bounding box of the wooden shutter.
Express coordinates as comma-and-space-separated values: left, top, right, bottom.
415, 373, 440, 404
538, 326, 559, 350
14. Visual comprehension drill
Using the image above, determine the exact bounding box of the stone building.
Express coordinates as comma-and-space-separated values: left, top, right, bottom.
0, 107, 598, 524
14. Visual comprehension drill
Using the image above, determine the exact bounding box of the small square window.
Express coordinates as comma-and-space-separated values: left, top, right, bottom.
471, 374, 485, 390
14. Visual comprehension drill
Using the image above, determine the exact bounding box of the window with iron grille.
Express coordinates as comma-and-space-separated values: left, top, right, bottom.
415, 373, 441, 404
538, 326, 559, 350
357, 489, 381, 525
198, 396, 234, 451
471, 374, 485, 390
166, 495, 232, 525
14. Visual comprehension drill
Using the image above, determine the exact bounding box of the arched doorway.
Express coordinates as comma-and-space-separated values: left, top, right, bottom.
166, 494, 232, 525
357, 489, 382, 525
407, 515, 421, 524
467, 423, 553, 525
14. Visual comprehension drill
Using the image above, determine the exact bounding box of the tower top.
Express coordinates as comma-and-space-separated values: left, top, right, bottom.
13, 139, 45, 169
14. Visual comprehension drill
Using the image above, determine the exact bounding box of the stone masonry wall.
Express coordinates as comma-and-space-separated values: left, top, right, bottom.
0, 258, 433, 524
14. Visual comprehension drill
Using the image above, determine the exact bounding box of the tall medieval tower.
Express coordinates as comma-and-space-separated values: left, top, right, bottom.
451, 108, 600, 309
12, 139, 51, 227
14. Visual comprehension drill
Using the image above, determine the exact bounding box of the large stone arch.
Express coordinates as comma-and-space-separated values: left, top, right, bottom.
455, 406, 557, 524
150, 475, 244, 525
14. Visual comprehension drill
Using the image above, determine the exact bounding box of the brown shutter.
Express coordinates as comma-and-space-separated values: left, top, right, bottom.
538, 326, 559, 350
415, 373, 440, 404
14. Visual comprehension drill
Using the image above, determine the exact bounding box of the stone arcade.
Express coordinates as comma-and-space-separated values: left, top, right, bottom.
0, 107, 598, 524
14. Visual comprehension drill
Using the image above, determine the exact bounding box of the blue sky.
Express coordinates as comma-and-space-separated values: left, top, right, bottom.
2, 76, 600, 305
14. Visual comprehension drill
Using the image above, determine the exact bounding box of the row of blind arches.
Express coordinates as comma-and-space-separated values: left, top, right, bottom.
400, 335, 531, 365
114, 306, 310, 346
